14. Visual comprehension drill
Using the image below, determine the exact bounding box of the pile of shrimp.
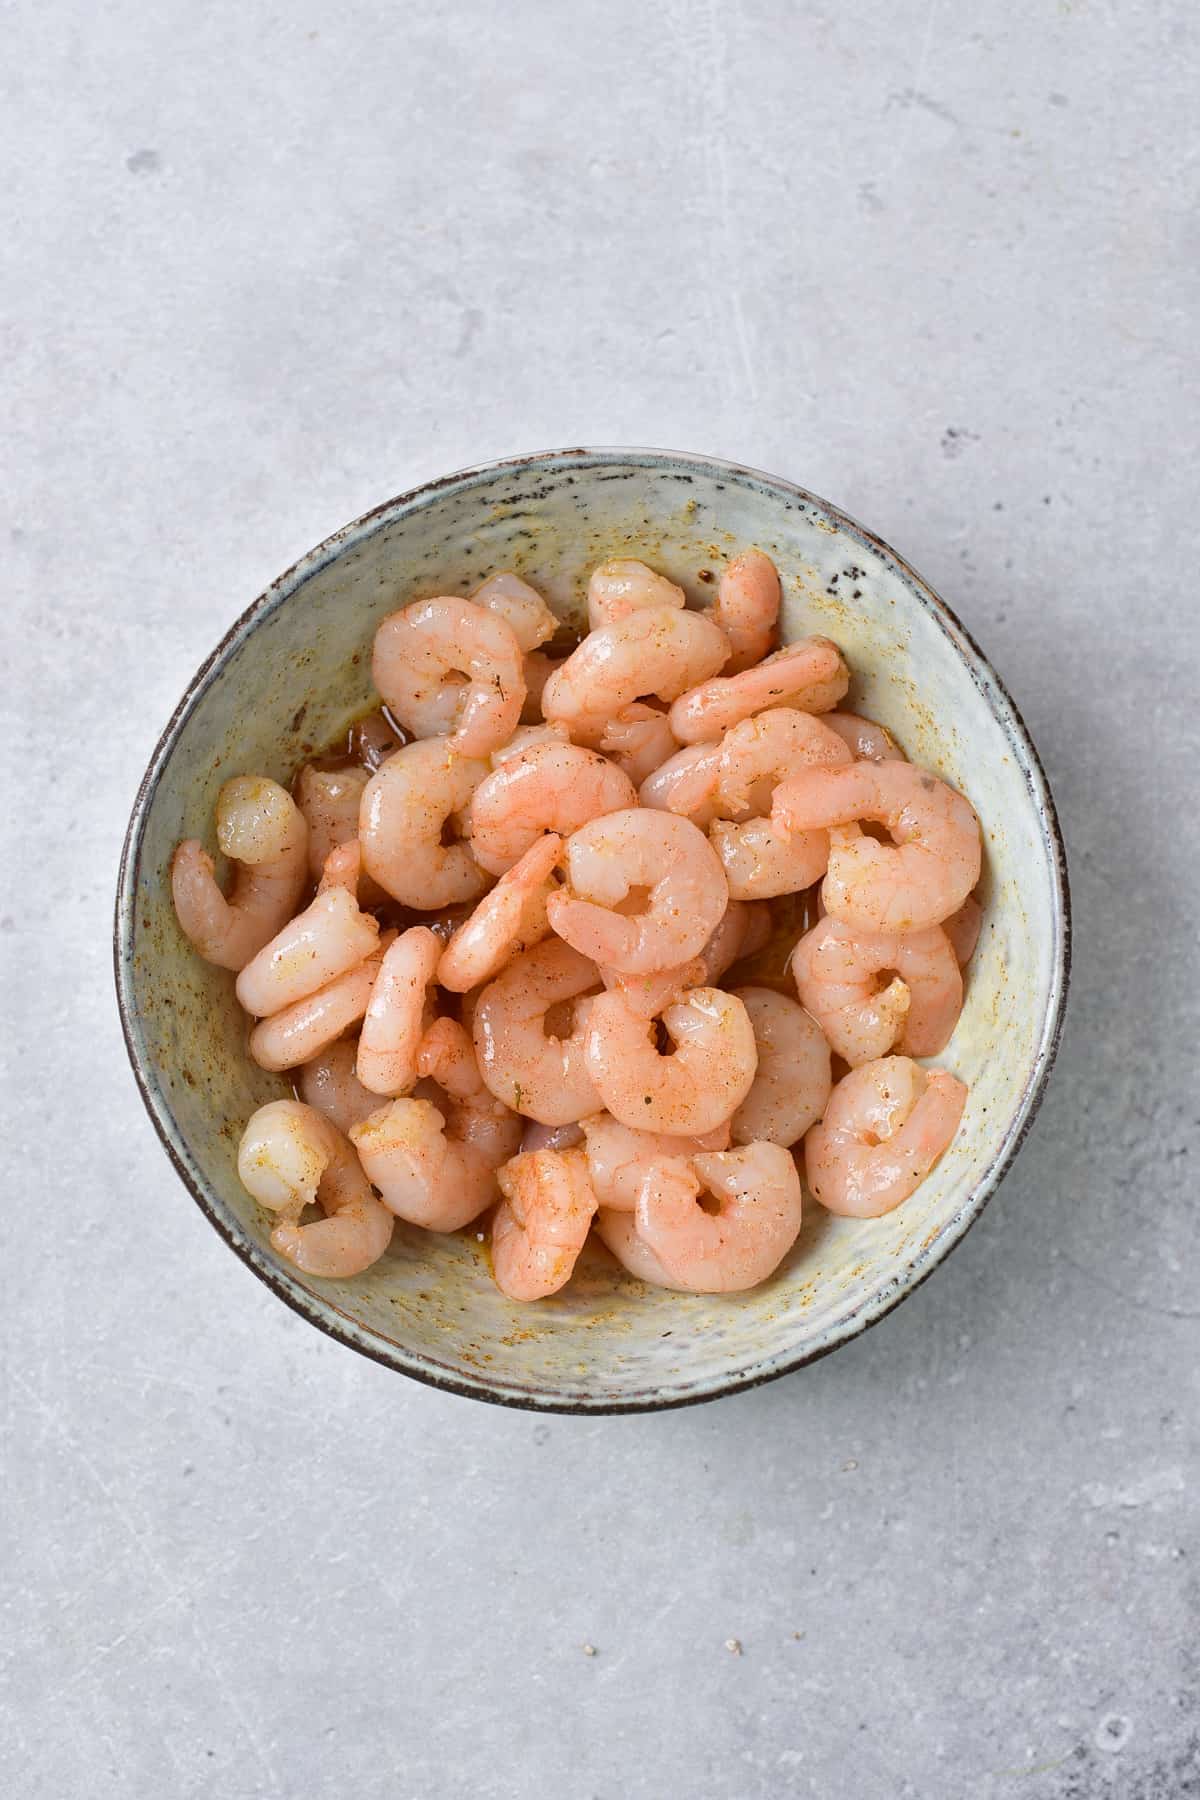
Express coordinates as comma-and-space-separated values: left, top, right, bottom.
173, 554, 983, 1300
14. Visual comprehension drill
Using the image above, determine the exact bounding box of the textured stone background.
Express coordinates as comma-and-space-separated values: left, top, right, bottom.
4, 2, 1198, 1795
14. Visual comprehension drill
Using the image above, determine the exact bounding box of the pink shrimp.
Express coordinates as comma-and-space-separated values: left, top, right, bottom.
822, 711, 905, 763
470, 571, 558, 653
296, 1038, 386, 1136
237, 1099, 393, 1278
583, 986, 757, 1136
171, 777, 309, 971
491, 1148, 598, 1300
944, 894, 983, 967
711, 549, 781, 672
638, 740, 725, 828
359, 738, 491, 910
730, 987, 832, 1147
234, 885, 380, 1019
598, 704, 680, 786
668, 637, 849, 743
437, 833, 562, 992
372, 595, 525, 757
597, 898, 764, 1019
635, 1143, 804, 1293
356, 926, 441, 1096
580, 1113, 731, 1209
791, 916, 963, 1064
709, 708, 853, 900
467, 742, 636, 876
803, 1056, 967, 1218
593, 1209, 685, 1289
542, 607, 730, 748
471, 938, 603, 1124
247, 932, 394, 1072
586, 559, 686, 630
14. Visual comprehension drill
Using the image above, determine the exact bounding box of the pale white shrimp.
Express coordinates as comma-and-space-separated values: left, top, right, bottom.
772, 761, 982, 933
521, 650, 561, 723
669, 637, 850, 744
355, 926, 441, 1096
638, 740, 725, 828
791, 916, 963, 1064
597, 898, 764, 1019
542, 607, 730, 748
359, 738, 490, 909
709, 709, 853, 899
489, 722, 571, 767
730, 987, 832, 1147
237, 1099, 393, 1278
944, 894, 983, 967
372, 595, 525, 756
583, 986, 757, 1136
492, 1148, 598, 1301
234, 885, 380, 1018
593, 1208, 684, 1289
547, 809, 728, 976
711, 549, 781, 673
804, 1056, 967, 1218
586, 558, 686, 631
296, 1039, 385, 1135
823, 711, 905, 763
467, 743, 636, 876
294, 764, 371, 883
471, 571, 558, 653
437, 833, 561, 993
580, 1113, 730, 1209
521, 1120, 585, 1154
598, 704, 680, 786
635, 1143, 804, 1293
248, 933, 394, 1071
171, 777, 308, 971
472, 938, 603, 1124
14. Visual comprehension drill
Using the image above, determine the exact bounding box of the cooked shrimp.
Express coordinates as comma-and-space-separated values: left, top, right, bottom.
804, 1056, 967, 1218
471, 572, 558, 653
521, 1120, 585, 1154
492, 1148, 598, 1300
472, 938, 603, 1124
597, 898, 762, 1019
583, 986, 757, 1135
580, 1113, 730, 1209
547, 810, 728, 976
356, 926, 440, 1096
791, 916, 962, 1063
490, 722, 571, 767
730, 988, 832, 1147
417, 1016, 524, 1168
467, 743, 636, 876
944, 894, 983, 967
638, 741, 725, 828
542, 607, 730, 748
593, 1208, 684, 1288
295, 764, 371, 882
171, 777, 308, 970
237, 1099, 393, 1278
297, 1038, 385, 1135
359, 739, 490, 910
372, 596, 525, 756
349, 708, 406, 771
668, 637, 849, 743
437, 833, 561, 992
823, 711, 904, 763
598, 704, 679, 785
635, 1142, 803, 1292
772, 761, 982, 933
248, 933, 394, 1071
709, 709, 853, 899
234, 885, 380, 1018
316, 839, 360, 896
587, 559, 686, 631
711, 550, 780, 672
521, 650, 561, 722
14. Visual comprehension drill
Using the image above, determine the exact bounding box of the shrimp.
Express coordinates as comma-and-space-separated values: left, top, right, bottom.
668, 637, 849, 743
772, 761, 982, 933
248, 932, 394, 1071
372, 595, 525, 757
356, 926, 441, 1095
437, 833, 561, 992
296, 1038, 385, 1135
586, 558, 686, 631
294, 764, 370, 883
638, 741, 725, 828
542, 607, 730, 748
944, 893, 983, 967
471, 572, 558, 653
171, 777, 308, 971
597, 898, 764, 1019
635, 1143, 803, 1293
547, 809, 728, 976
521, 650, 561, 722
709, 709, 853, 900
593, 1208, 684, 1288
467, 743, 636, 876
237, 1099, 393, 1278
491, 1148, 598, 1300
598, 704, 679, 786
583, 986, 757, 1135
730, 988, 832, 1147
417, 1016, 524, 1169
823, 711, 904, 763
711, 549, 781, 673
489, 722, 571, 767
791, 916, 962, 1063
234, 885, 380, 1018
472, 938, 603, 1124
580, 1113, 730, 1209
359, 738, 490, 910
521, 1120, 585, 1154
803, 1056, 967, 1218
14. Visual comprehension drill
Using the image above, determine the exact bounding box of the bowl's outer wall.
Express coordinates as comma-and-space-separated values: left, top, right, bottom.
118, 452, 1067, 1408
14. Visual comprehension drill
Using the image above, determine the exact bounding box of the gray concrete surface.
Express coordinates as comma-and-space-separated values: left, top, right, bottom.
3, 2, 1198, 1795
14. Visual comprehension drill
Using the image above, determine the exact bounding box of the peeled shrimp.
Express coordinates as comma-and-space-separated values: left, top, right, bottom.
593, 1208, 684, 1288
804, 1056, 967, 1218
547, 809, 728, 976
359, 738, 490, 910
587, 559, 686, 631
171, 777, 308, 971
467, 742, 636, 876
635, 1142, 803, 1293
297, 1038, 386, 1135
521, 1120, 585, 1154
711, 550, 781, 673
472, 938, 603, 1124
234, 885, 380, 1018
542, 607, 730, 748
492, 1148, 598, 1301
490, 722, 570, 767
709, 708, 853, 899
823, 711, 904, 763
638, 741, 725, 828
238, 1099, 393, 1278
356, 926, 440, 1096
437, 834, 561, 993
944, 894, 983, 967
372, 596, 525, 757
730, 988, 832, 1147
772, 761, 981, 933
471, 572, 558, 653
598, 704, 679, 786
580, 1113, 730, 1209
791, 916, 962, 1064
248, 932, 393, 1072
295, 765, 371, 883
597, 897, 765, 1019
522, 651, 561, 722
668, 637, 849, 743
583, 986, 757, 1136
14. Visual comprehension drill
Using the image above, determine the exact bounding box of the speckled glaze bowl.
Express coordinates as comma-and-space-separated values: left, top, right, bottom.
115, 449, 1069, 1411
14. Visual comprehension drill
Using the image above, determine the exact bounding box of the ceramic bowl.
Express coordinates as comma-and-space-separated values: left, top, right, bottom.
115, 449, 1070, 1411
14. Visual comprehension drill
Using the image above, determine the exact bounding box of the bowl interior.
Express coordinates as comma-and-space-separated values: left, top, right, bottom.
118, 451, 1067, 1409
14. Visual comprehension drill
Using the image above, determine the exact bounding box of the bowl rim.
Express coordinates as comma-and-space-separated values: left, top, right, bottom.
114, 445, 1071, 1413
